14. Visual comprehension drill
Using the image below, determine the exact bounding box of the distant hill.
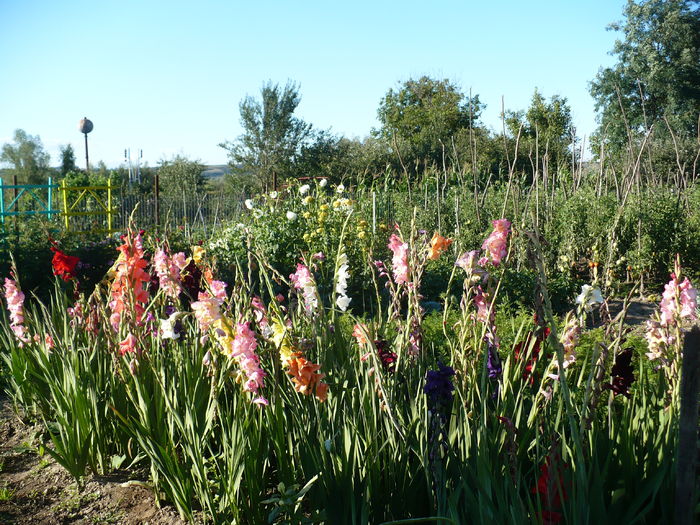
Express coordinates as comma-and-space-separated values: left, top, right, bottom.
201, 165, 231, 179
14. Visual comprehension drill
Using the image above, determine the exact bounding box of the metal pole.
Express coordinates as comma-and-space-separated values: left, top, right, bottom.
154, 169, 160, 228
84, 132, 89, 171
47, 176, 53, 220
0, 177, 5, 226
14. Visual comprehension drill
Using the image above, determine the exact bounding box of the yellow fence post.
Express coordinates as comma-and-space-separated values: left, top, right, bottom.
61, 180, 70, 231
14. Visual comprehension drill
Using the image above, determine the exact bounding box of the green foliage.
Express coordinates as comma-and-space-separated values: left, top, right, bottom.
220, 81, 313, 192
590, 0, 700, 158
377, 76, 484, 174
157, 155, 207, 197
59, 144, 78, 177
0, 129, 51, 185
506, 89, 575, 175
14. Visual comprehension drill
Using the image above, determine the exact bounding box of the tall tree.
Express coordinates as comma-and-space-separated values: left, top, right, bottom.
590, 0, 700, 156
1, 129, 51, 184
59, 144, 77, 177
157, 155, 207, 197
377, 76, 484, 174
506, 89, 574, 173
220, 81, 312, 191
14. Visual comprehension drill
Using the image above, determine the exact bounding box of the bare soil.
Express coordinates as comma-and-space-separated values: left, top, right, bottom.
0, 398, 189, 525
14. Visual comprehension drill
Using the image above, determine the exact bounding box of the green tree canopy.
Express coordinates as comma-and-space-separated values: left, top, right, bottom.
220, 81, 312, 191
590, 0, 700, 157
59, 144, 77, 177
1, 129, 51, 184
377, 76, 484, 174
506, 89, 574, 173
157, 155, 207, 197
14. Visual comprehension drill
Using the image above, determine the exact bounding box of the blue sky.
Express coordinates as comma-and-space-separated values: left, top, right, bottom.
0, 0, 625, 168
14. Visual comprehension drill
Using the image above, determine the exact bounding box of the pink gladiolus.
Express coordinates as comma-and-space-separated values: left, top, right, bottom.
290, 264, 318, 314
119, 333, 138, 356
388, 234, 409, 285
154, 248, 182, 299
191, 292, 222, 332
474, 286, 493, 324
660, 274, 698, 326
645, 320, 669, 362
3, 278, 29, 344
171, 252, 188, 270
229, 322, 266, 396
559, 315, 580, 369
210, 280, 227, 302
481, 219, 511, 266
679, 278, 697, 319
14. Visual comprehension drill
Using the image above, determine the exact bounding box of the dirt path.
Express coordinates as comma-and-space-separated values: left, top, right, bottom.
0, 398, 190, 525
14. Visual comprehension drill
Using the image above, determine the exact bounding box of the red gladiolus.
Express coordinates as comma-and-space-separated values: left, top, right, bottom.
51, 247, 80, 281
531, 451, 568, 524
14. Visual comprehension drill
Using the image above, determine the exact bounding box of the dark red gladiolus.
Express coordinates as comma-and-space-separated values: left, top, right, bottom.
603, 348, 635, 398
514, 327, 551, 385
531, 450, 568, 524
50, 246, 80, 281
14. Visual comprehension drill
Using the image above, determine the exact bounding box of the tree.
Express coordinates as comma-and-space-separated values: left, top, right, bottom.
506, 89, 574, 173
1, 129, 51, 184
59, 144, 77, 177
590, 0, 700, 157
377, 76, 484, 174
157, 155, 207, 197
220, 81, 312, 191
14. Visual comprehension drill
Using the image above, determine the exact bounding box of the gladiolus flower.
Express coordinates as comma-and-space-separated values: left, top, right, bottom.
119, 333, 138, 356
335, 252, 351, 312
575, 284, 604, 312
481, 219, 511, 266
287, 355, 328, 401
51, 246, 80, 281
160, 312, 181, 340
191, 292, 222, 332
210, 280, 227, 302
109, 233, 151, 330
387, 233, 409, 285
290, 263, 318, 315
428, 233, 452, 260
352, 323, 368, 345
192, 246, 205, 264
154, 248, 182, 299
660, 273, 697, 326
3, 277, 29, 344
602, 349, 635, 398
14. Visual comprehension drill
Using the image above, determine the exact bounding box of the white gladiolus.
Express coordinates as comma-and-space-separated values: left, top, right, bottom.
160, 313, 181, 340
575, 284, 604, 312
335, 252, 351, 311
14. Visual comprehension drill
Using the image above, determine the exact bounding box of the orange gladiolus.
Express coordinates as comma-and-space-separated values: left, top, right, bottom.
287, 356, 329, 402
428, 233, 453, 260
352, 323, 368, 345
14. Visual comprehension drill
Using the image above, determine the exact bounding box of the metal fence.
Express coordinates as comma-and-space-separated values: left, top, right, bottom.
117, 192, 245, 233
